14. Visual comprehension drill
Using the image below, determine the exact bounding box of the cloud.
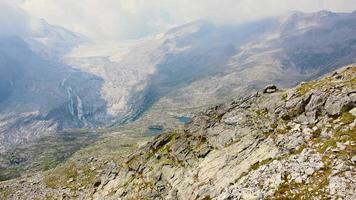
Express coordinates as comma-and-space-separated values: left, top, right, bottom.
17, 0, 356, 41
0, 0, 31, 36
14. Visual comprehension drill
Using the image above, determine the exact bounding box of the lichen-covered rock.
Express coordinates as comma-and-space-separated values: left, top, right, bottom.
325, 95, 355, 116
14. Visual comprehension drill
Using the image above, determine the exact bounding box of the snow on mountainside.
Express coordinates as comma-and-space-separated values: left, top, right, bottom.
0, 23, 105, 152
0, 36, 101, 152
25, 19, 88, 59
152, 10, 356, 112
1, 11, 356, 154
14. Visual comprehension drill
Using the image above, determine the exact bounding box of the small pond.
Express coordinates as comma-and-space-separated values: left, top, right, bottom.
146, 125, 164, 136
176, 116, 192, 124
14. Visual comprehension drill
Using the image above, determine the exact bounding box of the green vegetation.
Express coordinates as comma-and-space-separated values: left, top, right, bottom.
274, 122, 353, 198
271, 167, 331, 200
281, 93, 288, 101
296, 81, 317, 95
44, 161, 98, 191
41, 155, 61, 171
340, 112, 356, 124
42, 135, 148, 191
251, 158, 273, 170
296, 67, 356, 96
255, 108, 268, 117
0, 131, 100, 181
0, 188, 11, 199
201, 196, 212, 200
0, 167, 22, 181
317, 127, 356, 154
44, 162, 79, 189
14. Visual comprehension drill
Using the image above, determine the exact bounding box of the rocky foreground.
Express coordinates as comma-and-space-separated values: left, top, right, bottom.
1, 65, 355, 199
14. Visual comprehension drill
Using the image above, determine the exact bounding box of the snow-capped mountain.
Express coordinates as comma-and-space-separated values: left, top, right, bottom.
67, 10, 356, 123
153, 10, 356, 112
25, 19, 88, 59
0, 22, 105, 152
1, 11, 356, 153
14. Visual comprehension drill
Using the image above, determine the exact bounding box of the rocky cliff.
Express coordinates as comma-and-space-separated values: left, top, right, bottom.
1, 65, 355, 199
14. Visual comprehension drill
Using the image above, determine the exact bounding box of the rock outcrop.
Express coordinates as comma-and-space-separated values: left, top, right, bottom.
1, 66, 355, 199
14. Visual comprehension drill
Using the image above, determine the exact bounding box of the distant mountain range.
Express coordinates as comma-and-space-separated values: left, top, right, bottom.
1, 10, 356, 153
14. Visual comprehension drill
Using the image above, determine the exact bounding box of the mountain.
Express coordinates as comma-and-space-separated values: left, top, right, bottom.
89, 10, 356, 142
140, 10, 356, 117
1, 65, 355, 200
66, 10, 356, 124
0, 34, 106, 153
1, 10, 356, 171
25, 19, 89, 59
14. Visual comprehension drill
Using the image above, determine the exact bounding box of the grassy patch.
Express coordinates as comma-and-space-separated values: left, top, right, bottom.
281, 93, 288, 101
255, 108, 268, 117
270, 167, 331, 200
318, 127, 356, 154
251, 158, 274, 170
0, 188, 11, 199
44, 162, 79, 189
0, 167, 22, 181
296, 66, 356, 96
340, 112, 356, 124
296, 82, 317, 96
311, 129, 321, 139
41, 155, 60, 171
44, 161, 98, 191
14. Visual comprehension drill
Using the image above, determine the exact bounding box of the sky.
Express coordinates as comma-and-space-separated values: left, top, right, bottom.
1, 0, 356, 41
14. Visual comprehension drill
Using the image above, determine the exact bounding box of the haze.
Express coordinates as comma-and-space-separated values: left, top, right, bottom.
1, 0, 356, 41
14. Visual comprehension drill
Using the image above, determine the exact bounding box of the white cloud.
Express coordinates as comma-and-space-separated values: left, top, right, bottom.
0, 0, 31, 36
14, 0, 356, 41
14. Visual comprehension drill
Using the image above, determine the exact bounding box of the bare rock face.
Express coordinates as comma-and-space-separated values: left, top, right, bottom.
91, 66, 355, 200
325, 94, 355, 116
263, 85, 278, 94
2, 66, 354, 200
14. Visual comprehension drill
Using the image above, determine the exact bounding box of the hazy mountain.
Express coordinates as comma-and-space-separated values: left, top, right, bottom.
0, 34, 106, 153
137, 11, 356, 116
1, 11, 356, 154
25, 19, 89, 59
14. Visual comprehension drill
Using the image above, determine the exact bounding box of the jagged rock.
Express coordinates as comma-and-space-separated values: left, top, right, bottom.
151, 134, 173, 150
167, 189, 178, 200
161, 165, 175, 180
350, 108, 356, 116
197, 145, 212, 158
263, 85, 278, 94
304, 91, 328, 123
93, 179, 101, 187
351, 155, 356, 164
332, 71, 343, 79
336, 142, 346, 151
66, 178, 74, 183
304, 168, 314, 176
325, 95, 354, 116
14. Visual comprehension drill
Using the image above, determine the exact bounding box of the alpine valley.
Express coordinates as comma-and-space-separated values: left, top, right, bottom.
0, 10, 356, 200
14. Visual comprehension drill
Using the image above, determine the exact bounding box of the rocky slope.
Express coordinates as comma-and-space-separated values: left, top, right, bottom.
1, 65, 355, 199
